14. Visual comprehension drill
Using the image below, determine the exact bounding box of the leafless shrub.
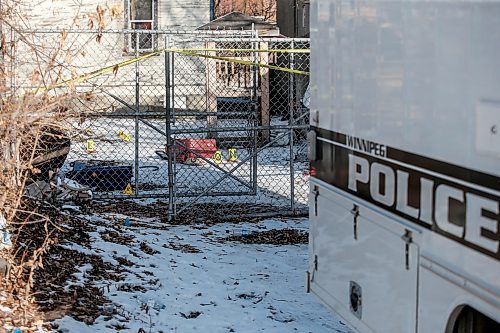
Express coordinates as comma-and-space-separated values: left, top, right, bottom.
0, 1, 122, 329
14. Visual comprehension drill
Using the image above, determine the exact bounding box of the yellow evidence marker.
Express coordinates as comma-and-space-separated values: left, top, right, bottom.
228, 148, 237, 162
86, 139, 95, 153
118, 130, 131, 142
123, 183, 134, 195
212, 150, 223, 164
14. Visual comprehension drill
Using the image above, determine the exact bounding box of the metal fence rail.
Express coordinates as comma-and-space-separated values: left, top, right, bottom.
11, 29, 310, 219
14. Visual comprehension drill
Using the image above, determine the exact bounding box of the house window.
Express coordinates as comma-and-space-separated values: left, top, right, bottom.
127, 0, 157, 52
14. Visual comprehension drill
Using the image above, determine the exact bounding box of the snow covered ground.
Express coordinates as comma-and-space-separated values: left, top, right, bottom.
36, 115, 346, 333
52, 207, 353, 333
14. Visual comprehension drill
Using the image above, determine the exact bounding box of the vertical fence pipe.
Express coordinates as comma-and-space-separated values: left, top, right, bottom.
134, 31, 140, 196
171, 50, 177, 215
251, 27, 259, 195
165, 35, 175, 220
289, 40, 296, 213
171, 50, 176, 124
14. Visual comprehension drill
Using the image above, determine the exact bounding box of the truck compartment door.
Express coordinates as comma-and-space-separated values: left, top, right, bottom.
309, 186, 419, 333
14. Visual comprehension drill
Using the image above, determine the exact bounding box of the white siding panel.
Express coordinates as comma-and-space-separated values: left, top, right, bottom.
23, 0, 125, 30
159, 0, 210, 29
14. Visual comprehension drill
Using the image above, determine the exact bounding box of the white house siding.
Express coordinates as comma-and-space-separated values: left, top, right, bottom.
157, 0, 211, 112
21, 0, 125, 30
15, 1, 211, 112
21, 0, 210, 30
159, 0, 210, 29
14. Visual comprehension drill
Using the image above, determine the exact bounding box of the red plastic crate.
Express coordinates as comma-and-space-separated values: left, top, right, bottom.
171, 139, 217, 163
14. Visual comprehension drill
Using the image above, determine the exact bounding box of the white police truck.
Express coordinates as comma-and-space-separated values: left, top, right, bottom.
307, 1, 500, 332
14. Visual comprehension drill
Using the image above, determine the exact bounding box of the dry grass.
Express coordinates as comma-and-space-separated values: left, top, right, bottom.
0, 1, 122, 330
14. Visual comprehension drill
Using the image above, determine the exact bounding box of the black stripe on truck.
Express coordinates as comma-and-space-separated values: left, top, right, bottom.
311, 127, 500, 261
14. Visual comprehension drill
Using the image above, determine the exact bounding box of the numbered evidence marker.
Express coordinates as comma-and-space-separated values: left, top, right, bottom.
123, 183, 134, 195
86, 139, 95, 153
118, 130, 131, 142
228, 148, 238, 162
212, 150, 223, 164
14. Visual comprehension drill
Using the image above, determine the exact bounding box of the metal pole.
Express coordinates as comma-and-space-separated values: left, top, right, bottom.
134, 31, 140, 196
171, 50, 177, 215
289, 40, 296, 213
251, 26, 258, 195
165, 35, 175, 220
171, 50, 176, 123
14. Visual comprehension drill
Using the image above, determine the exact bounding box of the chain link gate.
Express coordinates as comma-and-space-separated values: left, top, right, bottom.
11, 29, 310, 219
166, 37, 260, 218
166, 36, 310, 219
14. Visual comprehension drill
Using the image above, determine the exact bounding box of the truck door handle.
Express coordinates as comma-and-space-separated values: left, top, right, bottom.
312, 186, 319, 216
351, 204, 360, 240
401, 229, 413, 270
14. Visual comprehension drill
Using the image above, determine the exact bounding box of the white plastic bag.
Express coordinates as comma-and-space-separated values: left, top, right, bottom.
0, 213, 12, 249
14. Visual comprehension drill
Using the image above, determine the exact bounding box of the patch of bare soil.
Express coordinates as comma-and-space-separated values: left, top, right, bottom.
180, 311, 202, 319
224, 229, 308, 245
113, 255, 135, 267
172, 203, 289, 225
3, 199, 130, 327
116, 283, 147, 293
162, 242, 201, 253
94, 201, 169, 220
35, 244, 126, 324
100, 229, 134, 246
94, 201, 303, 226
139, 242, 160, 255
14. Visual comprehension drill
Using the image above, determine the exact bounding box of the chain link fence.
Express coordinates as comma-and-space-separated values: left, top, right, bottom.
11, 29, 310, 219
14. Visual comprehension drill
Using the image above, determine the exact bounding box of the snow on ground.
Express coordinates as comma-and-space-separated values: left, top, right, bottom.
63, 117, 309, 207
46, 115, 343, 332
53, 210, 353, 333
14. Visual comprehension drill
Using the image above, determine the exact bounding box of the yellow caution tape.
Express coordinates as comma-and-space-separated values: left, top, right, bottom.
35, 49, 164, 94
170, 48, 310, 54
31, 47, 309, 95
173, 49, 309, 76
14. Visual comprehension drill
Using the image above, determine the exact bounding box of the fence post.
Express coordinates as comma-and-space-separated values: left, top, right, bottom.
289, 40, 296, 213
134, 31, 140, 196
251, 29, 259, 195
165, 35, 175, 220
